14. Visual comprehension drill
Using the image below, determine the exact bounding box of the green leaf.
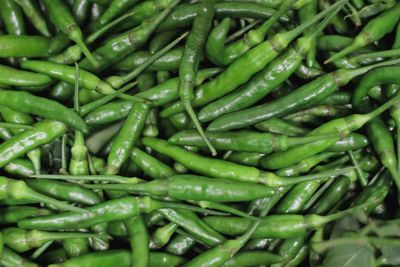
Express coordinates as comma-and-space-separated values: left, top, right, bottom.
373, 224, 400, 238
377, 245, 400, 265
322, 243, 375, 267
331, 216, 361, 238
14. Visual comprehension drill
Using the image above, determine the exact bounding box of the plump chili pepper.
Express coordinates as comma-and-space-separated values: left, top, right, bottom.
21, 61, 114, 94
97, 0, 140, 26
85, 174, 276, 202
206, 0, 296, 66
142, 137, 353, 186
0, 120, 66, 168
41, 0, 98, 67
208, 58, 400, 132
27, 179, 101, 205
159, 208, 226, 247
0, 64, 51, 88
166, 234, 196, 255
326, 4, 400, 63
3, 228, 102, 253
13, 0, 50, 37
0, 0, 25, 35
113, 48, 183, 72
0, 34, 50, 58
0, 247, 38, 267
63, 237, 90, 257
260, 95, 400, 169
124, 215, 149, 267
105, 102, 149, 175
160, 1, 344, 118
151, 222, 177, 249
18, 196, 219, 230
83, 68, 221, 125
130, 147, 175, 179
0, 176, 88, 213
79, 1, 178, 73
0, 206, 51, 224
168, 130, 338, 153
158, 2, 290, 32
203, 207, 357, 239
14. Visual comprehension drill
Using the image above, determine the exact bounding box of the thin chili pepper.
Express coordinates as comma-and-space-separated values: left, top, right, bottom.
169, 130, 339, 153
124, 215, 149, 267
0, 206, 51, 224
18, 196, 224, 230
82, 68, 221, 124
255, 118, 309, 136
0, 0, 25, 35
0, 90, 88, 133
79, 1, 179, 73
260, 95, 400, 169
106, 31, 187, 89
84, 174, 276, 202
13, 0, 50, 37
225, 151, 265, 167
41, 0, 98, 67
48, 33, 72, 56
149, 29, 181, 54
208, 58, 400, 132
160, 1, 345, 118
4, 158, 34, 177
21, 61, 114, 94
1, 247, 38, 267
203, 206, 360, 239
0, 120, 66, 168
105, 102, 149, 175
159, 208, 226, 247
158, 2, 290, 32
206, 0, 296, 66
0, 176, 89, 213
142, 137, 353, 186
317, 34, 353, 52
326, 4, 400, 63
198, 5, 341, 123
27, 179, 101, 205
3, 227, 104, 253
72, 0, 90, 26
114, 48, 183, 72
220, 251, 282, 267
318, 0, 349, 34
130, 147, 175, 179
97, 0, 140, 26
295, 62, 325, 80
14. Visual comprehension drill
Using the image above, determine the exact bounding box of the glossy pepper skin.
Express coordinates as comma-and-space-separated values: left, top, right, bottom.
0, 35, 50, 58
0, 90, 87, 133
0, 120, 66, 168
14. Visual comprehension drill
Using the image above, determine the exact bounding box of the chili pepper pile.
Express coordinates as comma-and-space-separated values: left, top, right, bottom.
1, 0, 400, 266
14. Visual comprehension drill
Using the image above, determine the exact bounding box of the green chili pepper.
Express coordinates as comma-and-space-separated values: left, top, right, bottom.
160, 1, 345, 118
13, 0, 50, 37
130, 147, 175, 179
41, 0, 98, 67
221, 251, 283, 267
124, 215, 149, 267
168, 130, 338, 153
208, 58, 400, 132
105, 102, 149, 175
166, 234, 196, 255
0, 247, 38, 267
0, 0, 25, 35
63, 237, 90, 257
97, 0, 140, 26
0, 206, 51, 224
3, 227, 103, 253
21, 61, 115, 94
326, 4, 400, 63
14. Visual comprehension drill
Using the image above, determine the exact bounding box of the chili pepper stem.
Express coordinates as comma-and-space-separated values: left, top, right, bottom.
260, 167, 355, 187
184, 100, 217, 156
348, 150, 368, 186
69, 27, 98, 68
325, 33, 369, 64
23, 186, 90, 214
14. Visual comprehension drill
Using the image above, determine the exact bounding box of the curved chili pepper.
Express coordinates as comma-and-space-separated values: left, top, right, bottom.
14, 0, 50, 37
124, 215, 149, 267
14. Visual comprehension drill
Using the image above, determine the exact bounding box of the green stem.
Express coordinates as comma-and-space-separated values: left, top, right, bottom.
349, 150, 368, 186
30, 241, 53, 259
